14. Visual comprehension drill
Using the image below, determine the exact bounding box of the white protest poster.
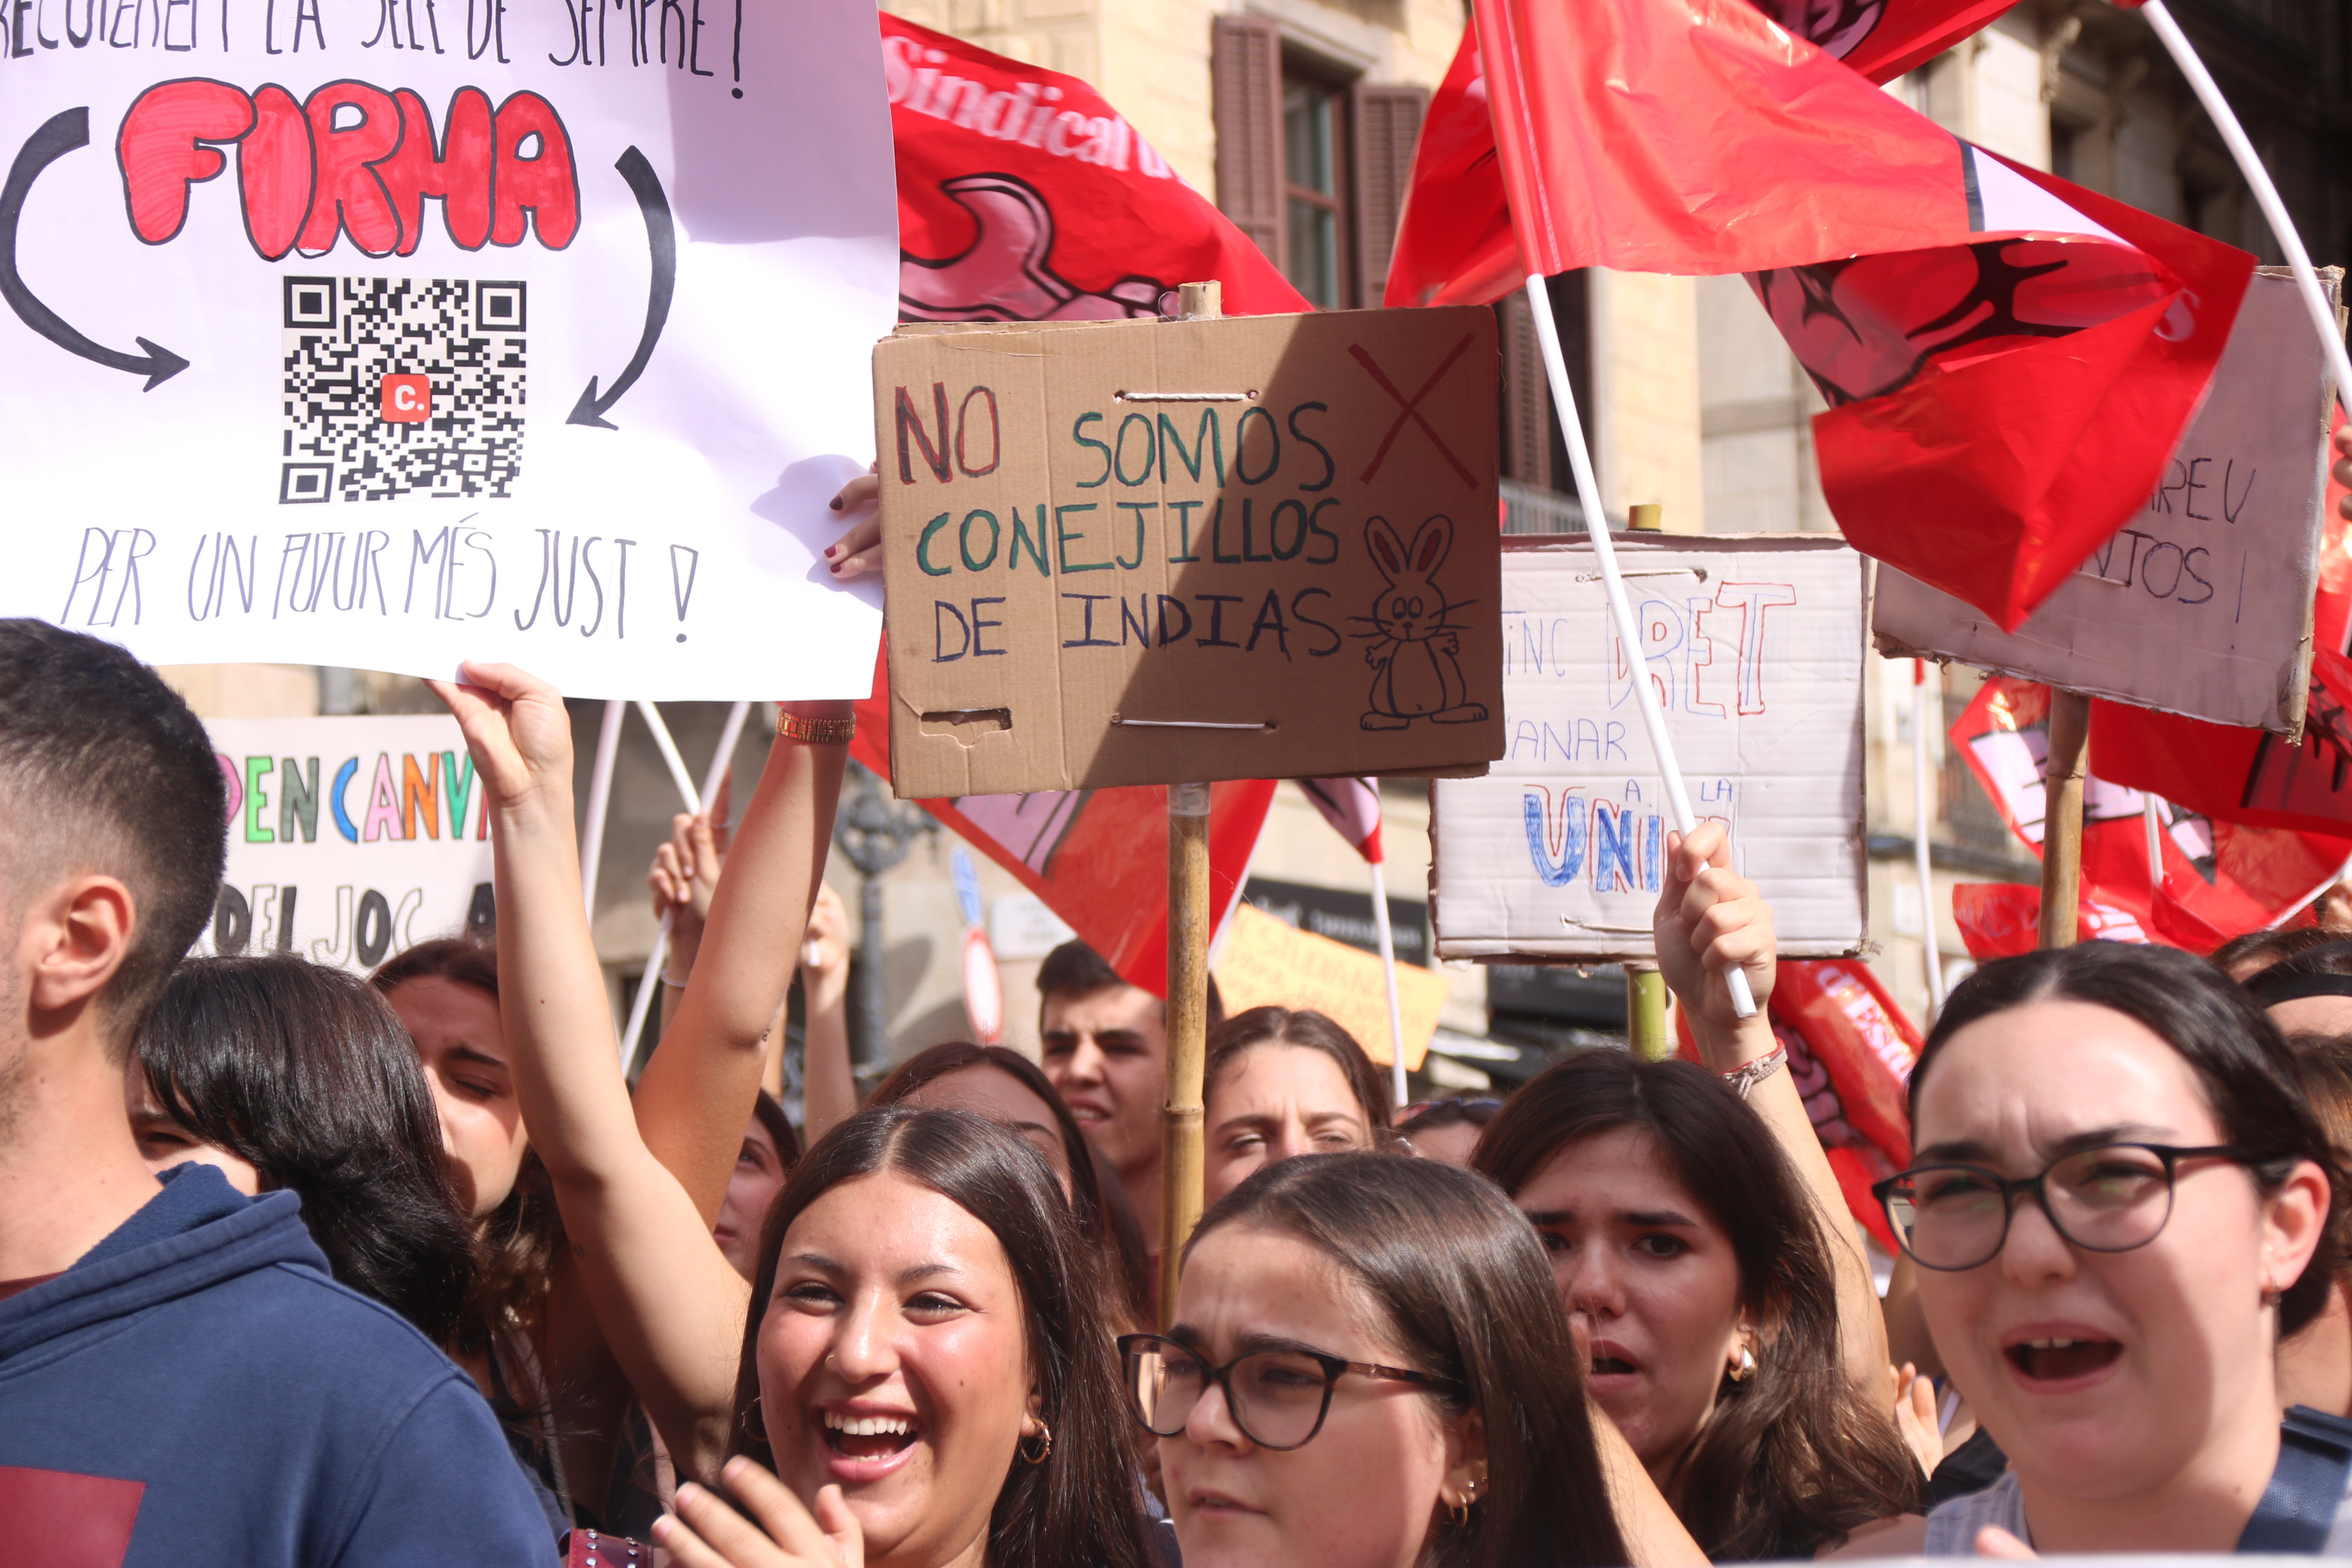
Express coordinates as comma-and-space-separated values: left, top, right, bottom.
0, 0, 895, 698
196, 715, 494, 971
1430, 535, 1867, 961
1874, 270, 2338, 733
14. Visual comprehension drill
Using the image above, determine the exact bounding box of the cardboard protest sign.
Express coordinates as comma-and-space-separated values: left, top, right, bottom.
195, 716, 493, 971
1430, 534, 1867, 960
1874, 271, 2339, 733
872, 307, 1505, 796
0, 1, 895, 699
1212, 903, 1443, 1069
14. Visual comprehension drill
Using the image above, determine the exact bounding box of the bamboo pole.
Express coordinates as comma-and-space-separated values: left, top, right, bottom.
1623, 503, 1673, 1057
2039, 689, 2091, 949
1159, 280, 1221, 1329
1162, 779, 1212, 1328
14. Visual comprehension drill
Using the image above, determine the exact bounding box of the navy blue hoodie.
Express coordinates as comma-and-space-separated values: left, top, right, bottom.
0, 1164, 553, 1566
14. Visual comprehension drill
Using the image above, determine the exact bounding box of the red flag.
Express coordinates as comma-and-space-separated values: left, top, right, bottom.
851, 652, 1275, 998
1297, 777, 1385, 863
883, 15, 1308, 321
1950, 677, 2345, 952
1953, 883, 2155, 959
1388, 0, 2254, 630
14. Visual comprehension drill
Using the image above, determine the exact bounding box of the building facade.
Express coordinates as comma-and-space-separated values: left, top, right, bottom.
164, 0, 2352, 1075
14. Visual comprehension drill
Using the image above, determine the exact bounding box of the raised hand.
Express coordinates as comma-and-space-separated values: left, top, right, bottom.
426, 661, 573, 813
651, 766, 734, 937
1652, 820, 1776, 1042
1889, 1362, 1942, 1479
655, 1459, 864, 1568
823, 468, 881, 580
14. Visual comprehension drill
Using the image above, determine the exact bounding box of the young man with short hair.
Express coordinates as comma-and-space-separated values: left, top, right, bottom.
1036, 939, 1220, 1257
0, 621, 549, 1565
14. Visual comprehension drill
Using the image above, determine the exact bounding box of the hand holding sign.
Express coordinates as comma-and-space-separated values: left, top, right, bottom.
1653, 820, 1778, 1057
426, 661, 573, 820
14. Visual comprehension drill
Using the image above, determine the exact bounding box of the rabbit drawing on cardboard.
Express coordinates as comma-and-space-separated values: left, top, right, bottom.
1357, 514, 1488, 731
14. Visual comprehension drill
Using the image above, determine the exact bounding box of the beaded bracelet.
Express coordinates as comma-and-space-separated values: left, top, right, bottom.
1719, 1041, 1787, 1101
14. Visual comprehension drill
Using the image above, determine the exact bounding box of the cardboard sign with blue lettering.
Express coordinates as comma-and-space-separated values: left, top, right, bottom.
1429, 533, 1867, 961
198, 715, 494, 971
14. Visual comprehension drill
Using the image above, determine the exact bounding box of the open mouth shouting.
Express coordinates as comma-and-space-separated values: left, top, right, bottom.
819, 1407, 923, 1482
2002, 1329, 2124, 1389
1586, 1339, 1642, 1393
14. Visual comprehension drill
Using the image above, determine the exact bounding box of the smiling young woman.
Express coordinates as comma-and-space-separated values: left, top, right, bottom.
1844, 943, 2345, 1556
671, 1106, 1155, 1568
1136, 1152, 1627, 1568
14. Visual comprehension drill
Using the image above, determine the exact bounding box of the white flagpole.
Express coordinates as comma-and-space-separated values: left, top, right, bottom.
579, 700, 627, 921
1368, 855, 1409, 1108
2142, 1, 2352, 419
1912, 663, 1945, 1015
614, 701, 750, 1067
1523, 275, 1757, 1017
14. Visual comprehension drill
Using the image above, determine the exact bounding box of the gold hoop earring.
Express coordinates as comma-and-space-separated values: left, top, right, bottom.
740, 1395, 765, 1438
1020, 1420, 1053, 1464
1730, 1346, 1757, 1383
1448, 1496, 1470, 1529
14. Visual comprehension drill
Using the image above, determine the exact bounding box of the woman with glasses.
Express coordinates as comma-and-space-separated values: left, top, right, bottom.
1848, 941, 2342, 1556
1125, 1151, 1637, 1568
1472, 825, 1918, 1559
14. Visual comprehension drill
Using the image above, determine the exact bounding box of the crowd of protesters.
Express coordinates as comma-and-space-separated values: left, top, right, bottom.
10, 590, 2352, 1567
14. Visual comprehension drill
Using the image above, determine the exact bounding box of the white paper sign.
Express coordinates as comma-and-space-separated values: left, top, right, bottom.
0, 0, 896, 698
1430, 535, 1867, 961
197, 715, 493, 971
1873, 270, 2337, 733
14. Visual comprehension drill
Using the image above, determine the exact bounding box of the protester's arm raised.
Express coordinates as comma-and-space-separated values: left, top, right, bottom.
432, 662, 753, 1480
636, 714, 848, 1223
1652, 822, 1893, 1402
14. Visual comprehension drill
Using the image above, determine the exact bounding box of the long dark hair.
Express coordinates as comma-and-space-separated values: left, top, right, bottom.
371, 937, 567, 1340
733, 1107, 1153, 1568
1188, 1152, 1627, 1568
870, 1041, 1152, 1328
1475, 1049, 1918, 1560
1205, 1006, 1394, 1135
1918, 941, 2345, 1335
135, 954, 476, 1343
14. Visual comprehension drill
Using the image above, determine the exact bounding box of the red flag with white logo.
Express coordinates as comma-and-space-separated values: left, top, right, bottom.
1950, 677, 2344, 953
883, 14, 1308, 322
1385, 0, 2255, 631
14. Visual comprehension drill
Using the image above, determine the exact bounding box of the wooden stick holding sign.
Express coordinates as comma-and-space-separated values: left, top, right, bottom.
1521, 277, 1756, 1017
2038, 688, 2091, 949
1158, 281, 1221, 1329
1621, 503, 1672, 1059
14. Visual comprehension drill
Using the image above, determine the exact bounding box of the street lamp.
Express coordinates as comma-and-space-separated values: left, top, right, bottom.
830, 760, 934, 1080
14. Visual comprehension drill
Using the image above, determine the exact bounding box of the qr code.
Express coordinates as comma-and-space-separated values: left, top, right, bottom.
280, 276, 526, 505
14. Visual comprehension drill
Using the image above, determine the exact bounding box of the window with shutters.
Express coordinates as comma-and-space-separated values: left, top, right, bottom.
1282, 74, 1348, 308
1211, 19, 1427, 313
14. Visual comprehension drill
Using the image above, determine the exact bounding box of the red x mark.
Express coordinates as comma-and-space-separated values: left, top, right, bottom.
1350, 334, 1478, 489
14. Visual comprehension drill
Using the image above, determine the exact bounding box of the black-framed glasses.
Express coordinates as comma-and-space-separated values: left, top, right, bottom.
1118, 1332, 1460, 1450
1873, 1142, 2263, 1272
